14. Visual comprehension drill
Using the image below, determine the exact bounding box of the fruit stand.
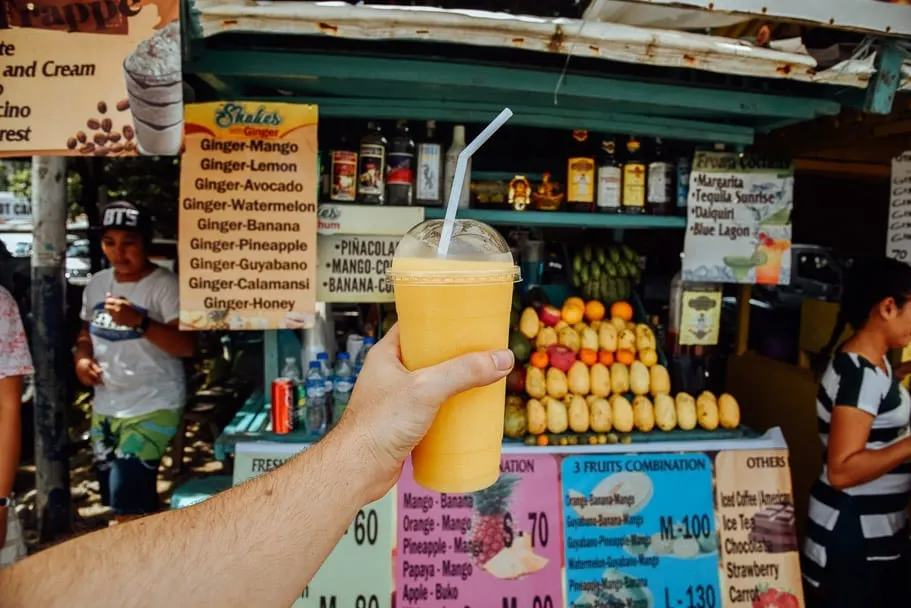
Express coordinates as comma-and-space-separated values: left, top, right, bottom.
173, 0, 901, 605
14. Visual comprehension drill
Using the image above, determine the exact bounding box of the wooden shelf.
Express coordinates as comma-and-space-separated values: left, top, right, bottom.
422, 208, 686, 229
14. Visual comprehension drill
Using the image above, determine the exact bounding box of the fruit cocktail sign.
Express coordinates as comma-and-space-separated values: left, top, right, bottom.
682, 152, 794, 285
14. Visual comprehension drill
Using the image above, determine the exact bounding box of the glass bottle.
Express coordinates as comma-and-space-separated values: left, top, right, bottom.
328, 132, 357, 203
415, 120, 443, 206
355, 121, 387, 205
647, 137, 674, 216
596, 136, 622, 214
385, 120, 415, 206
566, 129, 596, 212
621, 135, 646, 214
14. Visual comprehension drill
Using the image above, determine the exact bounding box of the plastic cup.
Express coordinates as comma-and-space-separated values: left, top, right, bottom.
388, 219, 521, 493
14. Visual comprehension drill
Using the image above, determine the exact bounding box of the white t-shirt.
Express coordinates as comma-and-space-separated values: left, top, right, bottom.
80, 267, 185, 418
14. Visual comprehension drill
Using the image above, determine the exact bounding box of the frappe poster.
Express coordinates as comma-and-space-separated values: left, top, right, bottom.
682, 152, 794, 286
0, 0, 183, 157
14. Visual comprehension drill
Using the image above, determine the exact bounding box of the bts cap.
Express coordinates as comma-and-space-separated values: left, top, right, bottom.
99, 201, 152, 239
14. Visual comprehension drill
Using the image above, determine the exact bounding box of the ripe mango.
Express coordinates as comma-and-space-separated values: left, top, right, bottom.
519, 307, 540, 339
630, 361, 650, 396
589, 397, 612, 433
718, 393, 741, 429
675, 392, 697, 431
649, 365, 671, 396
568, 361, 591, 395
632, 395, 655, 432
611, 395, 634, 433
654, 394, 677, 431
610, 363, 630, 394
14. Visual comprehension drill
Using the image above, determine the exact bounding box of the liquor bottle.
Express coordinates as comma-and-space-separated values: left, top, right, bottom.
444, 125, 470, 209
596, 136, 622, 213
566, 129, 596, 212
621, 135, 646, 214
328, 132, 358, 203
386, 120, 415, 206
355, 122, 387, 205
415, 120, 443, 206
646, 137, 674, 216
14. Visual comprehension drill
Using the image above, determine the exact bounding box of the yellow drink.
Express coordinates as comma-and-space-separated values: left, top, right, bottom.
391, 255, 517, 493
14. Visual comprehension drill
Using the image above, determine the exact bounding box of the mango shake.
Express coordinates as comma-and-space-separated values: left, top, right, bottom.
389, 220, 520, 493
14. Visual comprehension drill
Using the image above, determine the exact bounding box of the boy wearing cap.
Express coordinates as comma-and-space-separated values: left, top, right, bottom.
74, 202, 193, 521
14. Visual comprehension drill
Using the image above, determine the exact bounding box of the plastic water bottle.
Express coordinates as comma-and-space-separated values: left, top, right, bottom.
354, 337, 375, 377
304, 361, 327, 436
331, 353, 355, 424
280, 356, 301, 382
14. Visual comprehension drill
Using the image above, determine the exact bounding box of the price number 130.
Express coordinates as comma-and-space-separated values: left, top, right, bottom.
665, 585, 717, 608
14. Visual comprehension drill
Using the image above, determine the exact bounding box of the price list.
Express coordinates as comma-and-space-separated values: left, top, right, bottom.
713, 450, 804, 607
561, 454, 720, 608
396, 456, 563, 608
887, 152, 911, 262
178, 102, 318, 331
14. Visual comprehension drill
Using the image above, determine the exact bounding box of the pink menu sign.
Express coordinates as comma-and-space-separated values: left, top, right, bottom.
396, 454, 564, 608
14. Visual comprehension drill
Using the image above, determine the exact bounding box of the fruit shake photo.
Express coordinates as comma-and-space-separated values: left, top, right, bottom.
122, 20, 183, 156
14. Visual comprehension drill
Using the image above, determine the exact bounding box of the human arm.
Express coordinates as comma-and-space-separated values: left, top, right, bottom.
103, 297, 193, 358
826, 406, 911, 490
0, 375, 22, 547
73, 323, 102, 387
0, 287, 32, 547
0, 325, 514, 607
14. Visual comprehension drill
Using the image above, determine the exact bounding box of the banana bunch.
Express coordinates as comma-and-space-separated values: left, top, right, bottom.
571, 245, 643, 304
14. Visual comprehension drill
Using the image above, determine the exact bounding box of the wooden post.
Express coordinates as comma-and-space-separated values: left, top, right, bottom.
734, 284, 751, 356
31, 156, 73, 541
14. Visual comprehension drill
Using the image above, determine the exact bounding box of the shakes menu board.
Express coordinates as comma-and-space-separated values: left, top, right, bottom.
0, 0, 183, 156
178, 101, 318, 331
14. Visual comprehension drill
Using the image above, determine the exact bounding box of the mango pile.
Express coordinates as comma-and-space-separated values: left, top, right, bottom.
504, 297, 741, 444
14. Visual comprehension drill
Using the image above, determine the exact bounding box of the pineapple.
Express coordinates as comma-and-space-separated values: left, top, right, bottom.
468, 474, 520, 566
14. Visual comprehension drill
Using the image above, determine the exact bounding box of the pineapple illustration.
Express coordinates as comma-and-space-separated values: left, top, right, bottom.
468, 474, 520, 567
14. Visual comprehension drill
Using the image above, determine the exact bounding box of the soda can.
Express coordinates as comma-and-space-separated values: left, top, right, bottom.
271, 378, 295, 435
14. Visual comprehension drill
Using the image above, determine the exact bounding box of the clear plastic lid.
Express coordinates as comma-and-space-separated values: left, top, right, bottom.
388, 219, 521, 285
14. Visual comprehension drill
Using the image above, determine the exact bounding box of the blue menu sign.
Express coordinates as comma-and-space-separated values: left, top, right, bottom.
561, 453, 720, 608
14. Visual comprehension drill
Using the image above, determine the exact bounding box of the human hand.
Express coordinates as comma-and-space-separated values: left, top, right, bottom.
341, 324, 514, 501
104, 294, 144, 328
75, 357, 103, 386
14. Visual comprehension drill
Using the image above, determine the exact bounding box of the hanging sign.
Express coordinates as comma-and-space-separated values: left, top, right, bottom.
233, 443, 395, 608
0, 192, 30, 223
315, 204, 423, 303
178, 101, 318, 331
679, 290, 723, 346
714, 450, 804, 607
562, 453, 720, 608
317, 235, 399, 302
0, 0, 182, 157
396, 456, 564, 608
683, 152, 794, 286
886, 152, 911, 263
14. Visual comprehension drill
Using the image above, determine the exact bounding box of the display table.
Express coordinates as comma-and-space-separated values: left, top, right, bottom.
219, 412, 804, 608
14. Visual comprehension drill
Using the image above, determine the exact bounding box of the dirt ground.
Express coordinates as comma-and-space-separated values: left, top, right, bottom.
14, 419, 227, 552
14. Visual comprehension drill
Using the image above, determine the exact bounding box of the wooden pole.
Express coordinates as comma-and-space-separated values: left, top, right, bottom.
31, 156, 73, 541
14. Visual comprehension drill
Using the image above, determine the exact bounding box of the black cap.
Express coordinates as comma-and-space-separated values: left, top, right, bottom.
98, 201, 152, 239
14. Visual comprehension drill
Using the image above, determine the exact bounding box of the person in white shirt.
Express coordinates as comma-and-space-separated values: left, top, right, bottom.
74, 202, 193, 522
0, 285, 32, 567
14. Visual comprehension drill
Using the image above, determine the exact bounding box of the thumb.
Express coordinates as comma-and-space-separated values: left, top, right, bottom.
411, 349, 514, 407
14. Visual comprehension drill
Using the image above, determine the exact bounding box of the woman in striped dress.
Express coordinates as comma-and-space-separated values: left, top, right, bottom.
803, 257, 911, 607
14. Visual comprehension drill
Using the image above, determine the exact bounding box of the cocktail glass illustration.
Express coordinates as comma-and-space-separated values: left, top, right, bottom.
755, 234, 791, 285
724, 251, 767, 282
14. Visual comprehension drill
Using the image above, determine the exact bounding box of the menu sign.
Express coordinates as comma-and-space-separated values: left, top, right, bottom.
317, 235, 398, 302
714, 450, 804, 607
178, 101, 318, 331
396, 456, 564, 608
562, 453, 720, 608
886, 152, 911, 263
232, 444, 395, 608
682, 152, 794, 285
0, 0, 182, 157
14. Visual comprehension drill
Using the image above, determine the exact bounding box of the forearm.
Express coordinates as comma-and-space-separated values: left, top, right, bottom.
74, 328, 93, 361
0, 422, 374, 607
0, 377, 22, 498
828, 437, 911, 490
144, 320, 193, 358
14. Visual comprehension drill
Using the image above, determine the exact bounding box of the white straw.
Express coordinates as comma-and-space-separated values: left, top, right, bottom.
437, 108, 514, 256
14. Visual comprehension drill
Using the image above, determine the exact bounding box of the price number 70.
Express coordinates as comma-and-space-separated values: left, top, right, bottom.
503, 512, 550, 549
